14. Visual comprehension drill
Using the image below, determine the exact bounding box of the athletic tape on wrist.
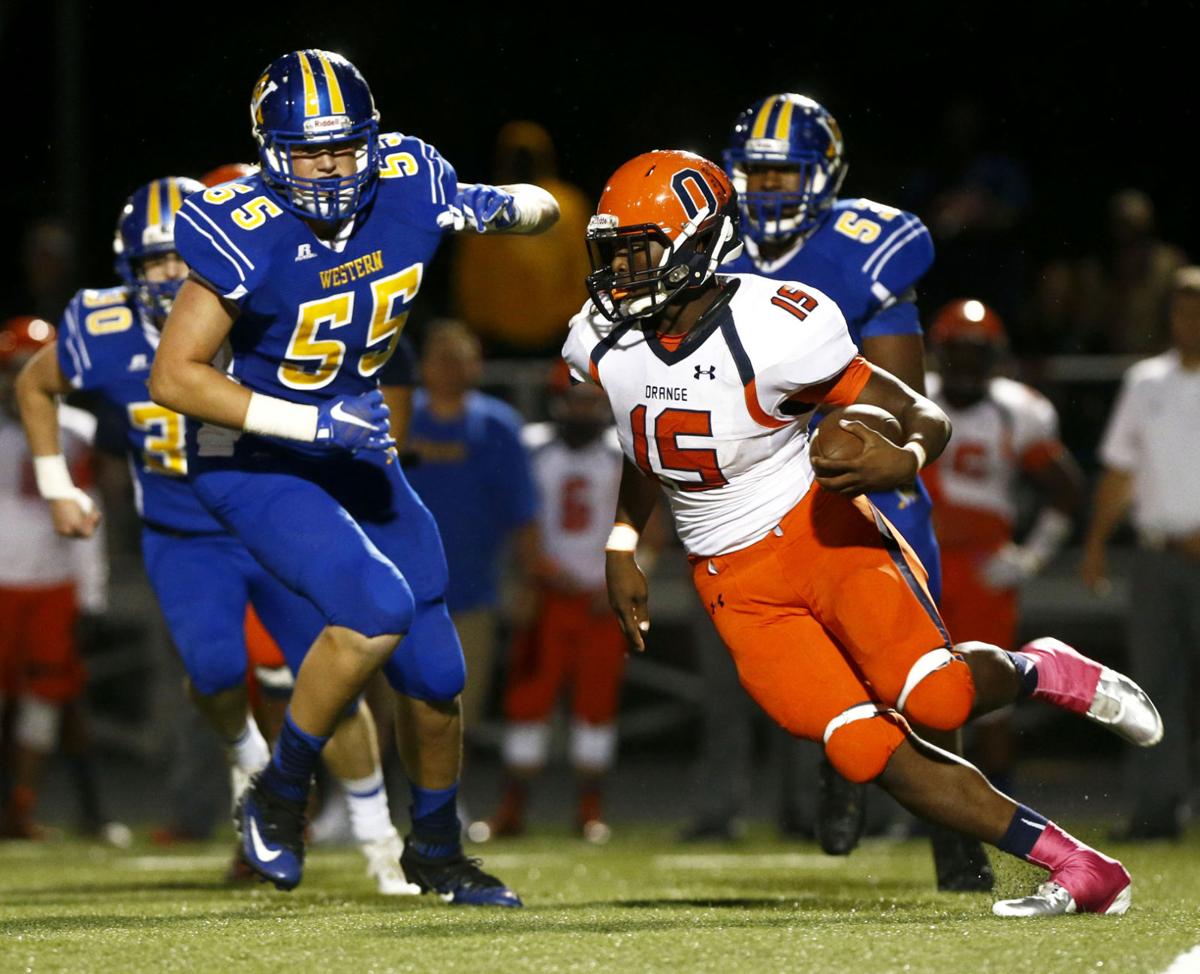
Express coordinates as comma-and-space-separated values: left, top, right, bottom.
243, 392, 319, 443
605, 523, 640, 553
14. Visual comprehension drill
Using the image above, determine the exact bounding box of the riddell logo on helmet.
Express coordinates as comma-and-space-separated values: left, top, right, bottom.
303, 116, 351, 136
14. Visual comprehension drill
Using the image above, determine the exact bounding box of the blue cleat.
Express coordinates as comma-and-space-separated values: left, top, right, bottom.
235, 772, 307, 891
400, 835, 523, 907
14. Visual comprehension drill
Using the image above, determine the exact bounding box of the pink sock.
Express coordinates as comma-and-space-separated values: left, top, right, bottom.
1028, 823, 1129, 913
1017, 637, 1101, 715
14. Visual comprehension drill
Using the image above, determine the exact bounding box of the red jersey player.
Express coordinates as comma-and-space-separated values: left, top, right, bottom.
924, 299, 1084, 788
568, 150, 1160, 916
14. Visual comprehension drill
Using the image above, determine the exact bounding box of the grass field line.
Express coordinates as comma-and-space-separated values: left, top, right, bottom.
1162, 945, 1200, 974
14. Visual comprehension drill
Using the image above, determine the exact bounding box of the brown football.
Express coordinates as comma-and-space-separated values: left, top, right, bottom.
810, 404, 903, 461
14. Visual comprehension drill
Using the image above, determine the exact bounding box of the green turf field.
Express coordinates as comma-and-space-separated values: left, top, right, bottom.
1, 827, 1196, 973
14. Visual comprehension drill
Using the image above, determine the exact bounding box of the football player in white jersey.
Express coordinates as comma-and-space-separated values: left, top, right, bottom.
924, 299, 1084, 789
475, 365, 627, 843
566, 149, 1159, 916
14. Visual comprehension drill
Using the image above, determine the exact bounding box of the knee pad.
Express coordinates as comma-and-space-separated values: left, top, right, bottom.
336, 560, 414, 638
186, 647, 247, 697
382, 598, 465, 701
15, 696, 62, 753
897, 648, 975, 731
823, 704, 909, 784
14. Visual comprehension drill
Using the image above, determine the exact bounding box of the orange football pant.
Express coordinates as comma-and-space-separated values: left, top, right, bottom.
691, 484, 975, 783
939, 547, 1018, 650
0, 584, 84, 702
504, 590, 626, 724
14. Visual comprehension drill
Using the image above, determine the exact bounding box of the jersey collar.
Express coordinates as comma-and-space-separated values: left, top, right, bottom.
644, 278, 741, 367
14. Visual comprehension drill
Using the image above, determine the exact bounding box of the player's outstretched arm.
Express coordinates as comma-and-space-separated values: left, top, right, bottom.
605, 458, 661, 653
812, 366, 950, 496
441, 183, 559, 234
14, 343, 99, 538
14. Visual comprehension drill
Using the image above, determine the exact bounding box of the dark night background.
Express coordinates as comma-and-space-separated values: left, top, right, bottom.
0, 1, 1195, 326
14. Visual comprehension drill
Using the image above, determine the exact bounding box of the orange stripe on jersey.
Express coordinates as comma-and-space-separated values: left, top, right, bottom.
789, 355, 873, 410
744, 378, 790, 429
1020, 439, 1064, 472
588, 358, 602, 386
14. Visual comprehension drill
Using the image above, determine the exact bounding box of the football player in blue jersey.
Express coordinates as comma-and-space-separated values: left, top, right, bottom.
720, 93, 990, 889
149, 50, 558, 901
16, 176, 419, 894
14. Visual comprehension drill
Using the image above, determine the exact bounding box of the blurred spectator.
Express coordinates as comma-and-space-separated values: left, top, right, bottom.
923, 299, 1084, 790
451, 122, 592, 353
1081, 266, 1200, 839
19, 220, 78, 322
405, 321, 539, 742
902, 98, 1030, 329
473, 370, 626, 843
0, 317, 112, 839
1036, 190, 1188, 354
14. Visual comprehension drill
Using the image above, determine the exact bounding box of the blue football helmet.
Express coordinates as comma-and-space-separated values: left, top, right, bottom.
250, 49, 380, 222
723, 94, 847, 243
113, 176, 205, 323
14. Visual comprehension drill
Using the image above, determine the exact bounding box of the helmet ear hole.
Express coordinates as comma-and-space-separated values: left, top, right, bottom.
666, 265, 689, 286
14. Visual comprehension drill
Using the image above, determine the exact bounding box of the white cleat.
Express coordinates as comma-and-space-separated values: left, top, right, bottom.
993, 880, 1132, 917
362, 831, 421, 896
1087, 666, 1163, 747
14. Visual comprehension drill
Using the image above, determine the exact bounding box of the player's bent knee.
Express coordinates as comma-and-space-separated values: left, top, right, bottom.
381, 599, 465, 701
335, 563, 415, 638
897, 648, 975, 731
823, 705, 909, 783
187, 655, 247, 698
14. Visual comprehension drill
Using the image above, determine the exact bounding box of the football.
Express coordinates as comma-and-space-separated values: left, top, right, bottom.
810, 404, 903, 461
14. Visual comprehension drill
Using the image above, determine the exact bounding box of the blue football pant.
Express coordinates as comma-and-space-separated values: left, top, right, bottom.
191, 444, 466, 702
141, 526, 324, 696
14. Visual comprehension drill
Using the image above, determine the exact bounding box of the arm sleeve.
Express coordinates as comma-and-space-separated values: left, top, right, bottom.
1098, 372, 1141, 472
869, 215, 934, 307
56, 297, 96, 391
407, 137, 459, 230
753, 299, 860, 418
859, 294, 923, 339
174, 199, 255, 305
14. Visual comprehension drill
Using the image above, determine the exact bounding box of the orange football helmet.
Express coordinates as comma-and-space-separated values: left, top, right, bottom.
0, 316, 54, 367
585, 150, 742, 322
201, 162, 257, 188
929, 299, 1008, 346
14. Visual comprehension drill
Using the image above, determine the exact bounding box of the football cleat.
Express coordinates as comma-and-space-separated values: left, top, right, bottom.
235, 772, 307, 891
931, 826, 995, 892
1020, 638, 1163, 747
815, 758, 866, 856
400, 837, 523, 907
993, 850, 1131, 917
361, 831, 420, 896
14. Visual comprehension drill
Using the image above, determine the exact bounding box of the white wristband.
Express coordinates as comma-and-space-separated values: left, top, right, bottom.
33, 455, 95, 515
243, 392, 319, 443
902, 441, 928, 472
605, 523, 640, 553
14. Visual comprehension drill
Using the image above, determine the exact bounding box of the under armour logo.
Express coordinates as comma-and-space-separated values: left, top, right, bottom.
694, 365, 716, 380
295, 243, 316, 262
709, 593, 725, 614
127, 354, 148, 372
